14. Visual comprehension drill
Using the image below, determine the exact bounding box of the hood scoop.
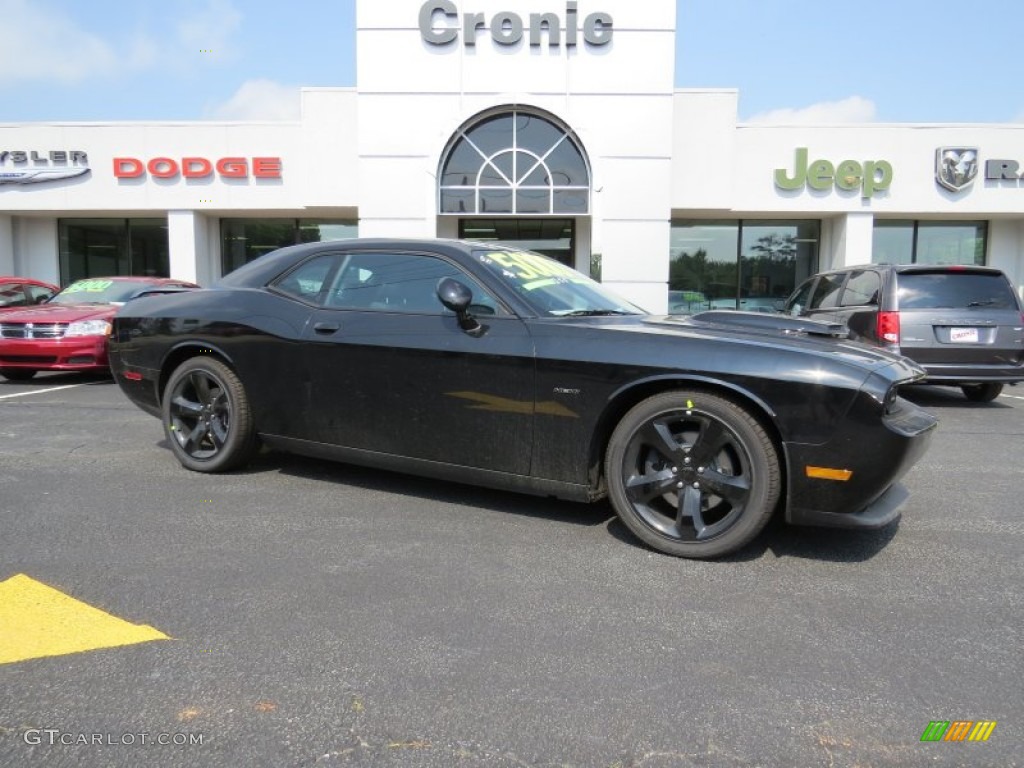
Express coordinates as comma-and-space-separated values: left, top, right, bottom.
657, 310, 850, 339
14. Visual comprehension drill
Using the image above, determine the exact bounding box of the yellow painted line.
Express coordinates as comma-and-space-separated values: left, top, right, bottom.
0, 574, 170, 665
0, 384, 84, 401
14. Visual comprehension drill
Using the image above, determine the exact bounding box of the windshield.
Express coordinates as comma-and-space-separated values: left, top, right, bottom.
49, 279, 157, 305
474, 249, 641, 317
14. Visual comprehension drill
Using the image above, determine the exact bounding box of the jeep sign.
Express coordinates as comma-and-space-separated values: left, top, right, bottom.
775, 147, 893, 199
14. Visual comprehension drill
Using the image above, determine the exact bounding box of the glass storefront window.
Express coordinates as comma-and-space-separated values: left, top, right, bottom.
58, 218, 169, 284
872, 220, 986, 266
439, 108, 590, 216
221, 218, 357, 274
669, 220, 819, 314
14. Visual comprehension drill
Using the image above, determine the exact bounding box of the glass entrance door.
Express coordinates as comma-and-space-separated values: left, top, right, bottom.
459, 218, 575, 267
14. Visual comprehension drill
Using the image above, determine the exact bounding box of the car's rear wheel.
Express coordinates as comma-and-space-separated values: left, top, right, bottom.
605, 391, 780, 559
0, 368, 37, 381
163, 357, 256, 472
960, 382, 1003, 402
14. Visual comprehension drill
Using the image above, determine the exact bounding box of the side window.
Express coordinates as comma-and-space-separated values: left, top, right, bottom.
325, 252, 502, 315
840, 270, 881, 308
785, 279, 815, 316
272, 254, 340, 302
0, 282, 27, 307
26, 284, 56, 304
808, 273, 846, 310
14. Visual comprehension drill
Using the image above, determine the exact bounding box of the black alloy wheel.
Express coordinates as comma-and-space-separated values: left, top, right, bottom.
0, 368, 37, 381
606, 391, 780, 559
162, 357, 256, 472
960, 382, 1003, 403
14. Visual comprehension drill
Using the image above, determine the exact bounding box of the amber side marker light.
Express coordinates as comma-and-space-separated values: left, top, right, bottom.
806, 466, 853, 481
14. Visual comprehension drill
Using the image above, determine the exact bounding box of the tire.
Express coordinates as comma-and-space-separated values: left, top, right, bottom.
960, 382, 1003, 403
0, 368, 37, 381
605, 390, 781, 559
162, 357, 257, 472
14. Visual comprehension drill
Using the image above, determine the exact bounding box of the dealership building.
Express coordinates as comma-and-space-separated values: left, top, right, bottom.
2, 0, 1023, 313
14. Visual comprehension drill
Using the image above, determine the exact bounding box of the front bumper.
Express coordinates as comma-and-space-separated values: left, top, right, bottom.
784, 394, 937, 529
0, 336, 110, 371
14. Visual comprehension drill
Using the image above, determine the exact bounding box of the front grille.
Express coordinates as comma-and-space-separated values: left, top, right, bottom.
0, 322, 68, 339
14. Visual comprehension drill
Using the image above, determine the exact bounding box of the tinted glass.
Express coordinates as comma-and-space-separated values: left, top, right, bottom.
809, 274, 844, 309
916, 222, 987, 266
840, 270, 881, 307
898, 272, 1018, 310
872, 221, 914, 265
0, 282, 26, 307
872, 220, 987, 266
785, 279, 815, 315
273, 254, 339, 302
325, 252, 500, 315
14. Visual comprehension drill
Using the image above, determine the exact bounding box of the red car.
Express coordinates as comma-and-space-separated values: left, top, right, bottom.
0, 276, 59, 310
0, 277, 197, 381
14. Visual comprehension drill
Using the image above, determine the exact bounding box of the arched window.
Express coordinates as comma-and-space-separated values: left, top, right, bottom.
439, 109, 590, 216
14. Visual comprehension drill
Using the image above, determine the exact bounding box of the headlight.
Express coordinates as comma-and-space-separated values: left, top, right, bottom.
64, 319, 112, 337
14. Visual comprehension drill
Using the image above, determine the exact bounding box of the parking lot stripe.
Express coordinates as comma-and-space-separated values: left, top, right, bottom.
0, 574, 170, 665
0, 384, 84, 401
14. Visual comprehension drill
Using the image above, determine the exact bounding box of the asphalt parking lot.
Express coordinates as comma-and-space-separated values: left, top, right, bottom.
1, 373, 1021, 768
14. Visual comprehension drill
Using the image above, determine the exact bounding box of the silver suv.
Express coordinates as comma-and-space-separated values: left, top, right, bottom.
785, 264, 1024, 402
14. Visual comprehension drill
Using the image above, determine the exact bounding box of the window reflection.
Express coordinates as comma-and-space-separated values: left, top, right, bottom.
58, 218, 169, 283
872, 220, 986, 265
669, 220, 819, 314
221, 218, 357, 275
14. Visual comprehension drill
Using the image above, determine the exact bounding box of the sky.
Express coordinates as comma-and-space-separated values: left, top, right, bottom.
1, 0, 1021, 125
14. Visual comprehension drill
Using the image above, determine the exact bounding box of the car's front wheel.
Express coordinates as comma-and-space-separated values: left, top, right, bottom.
162, 357, 257, 472
605, 391, 781, 559
961, 382, 1003, 402
0, 368, 37, 381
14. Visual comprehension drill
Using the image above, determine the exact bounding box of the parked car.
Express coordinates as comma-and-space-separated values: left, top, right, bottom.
0, 276, 198, 381
0, 277, 59, 309
109, 239, 936, 559
784, 264, 1024, 402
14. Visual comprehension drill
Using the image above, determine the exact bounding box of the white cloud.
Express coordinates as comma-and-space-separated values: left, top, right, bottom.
0, 0, 243, 86
206, 79, 301, 121
0, 0, 118, 84
175, 0, 242, 62
746, 96, 878, 125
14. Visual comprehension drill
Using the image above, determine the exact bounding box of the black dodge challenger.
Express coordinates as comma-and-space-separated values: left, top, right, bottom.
109, 239, 937, 558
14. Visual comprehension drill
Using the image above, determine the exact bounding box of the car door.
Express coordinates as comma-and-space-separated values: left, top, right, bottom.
301, 249, 536, 475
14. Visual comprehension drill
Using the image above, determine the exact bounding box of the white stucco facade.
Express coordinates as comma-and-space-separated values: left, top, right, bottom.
2, 0, 1023, 310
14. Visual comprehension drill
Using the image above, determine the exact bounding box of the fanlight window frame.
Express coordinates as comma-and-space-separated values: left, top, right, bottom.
439, 108, 591, 216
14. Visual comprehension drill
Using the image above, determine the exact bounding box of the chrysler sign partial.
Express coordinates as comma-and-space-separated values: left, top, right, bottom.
419, 1, 613, 47
113, 157, 282, 181
0, 150, 90, 186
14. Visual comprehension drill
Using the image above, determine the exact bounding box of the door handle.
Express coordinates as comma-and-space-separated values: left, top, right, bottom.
313, 321, 341, 334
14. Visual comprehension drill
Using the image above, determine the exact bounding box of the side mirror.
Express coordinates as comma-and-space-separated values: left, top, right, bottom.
437, 278, 484, 336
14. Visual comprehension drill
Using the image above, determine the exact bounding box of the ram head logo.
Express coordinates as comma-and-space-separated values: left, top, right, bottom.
936, 147, 979, 192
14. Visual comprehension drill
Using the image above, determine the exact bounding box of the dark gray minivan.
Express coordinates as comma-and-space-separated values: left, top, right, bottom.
785, 264, 1024, 401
